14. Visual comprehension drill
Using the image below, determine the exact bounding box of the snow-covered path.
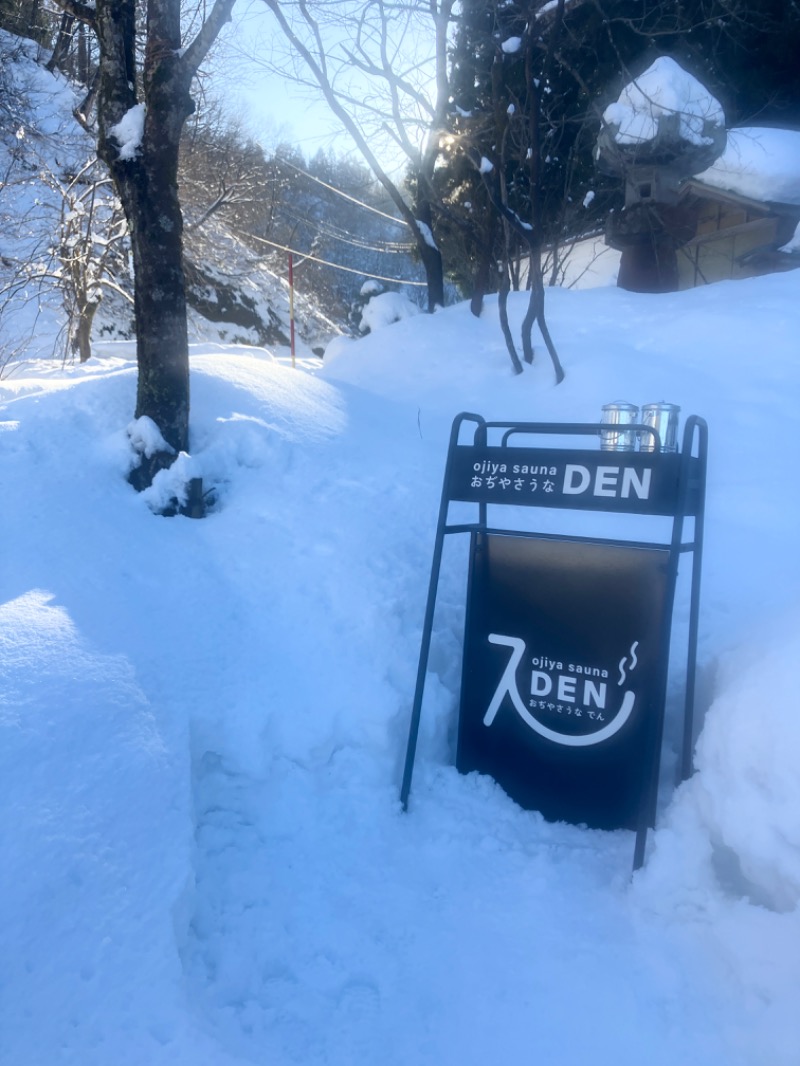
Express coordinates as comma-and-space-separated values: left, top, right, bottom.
3, 279, 800, 1065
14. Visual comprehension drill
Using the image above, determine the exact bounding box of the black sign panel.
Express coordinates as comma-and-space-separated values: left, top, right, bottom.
457, 532, 670, 830
448, 446, 699, 515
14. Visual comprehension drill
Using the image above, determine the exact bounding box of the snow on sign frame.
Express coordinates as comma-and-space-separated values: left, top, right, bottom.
400, 412, 707, 871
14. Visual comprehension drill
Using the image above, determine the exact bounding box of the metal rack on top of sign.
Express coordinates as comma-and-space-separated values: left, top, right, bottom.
400, 402, 708, 872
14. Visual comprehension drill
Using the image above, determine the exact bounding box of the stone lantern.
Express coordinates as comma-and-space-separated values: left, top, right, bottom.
596, 58, 727, 292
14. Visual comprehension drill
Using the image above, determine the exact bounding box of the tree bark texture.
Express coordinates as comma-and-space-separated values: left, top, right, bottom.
75, 301, 100, 363
54, 0, 236, 478
45, 12, 75, 73
90, 0, 192, 456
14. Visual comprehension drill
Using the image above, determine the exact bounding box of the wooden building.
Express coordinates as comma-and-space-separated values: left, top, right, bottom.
671, 179, 800, 288
603, 144, 800, 293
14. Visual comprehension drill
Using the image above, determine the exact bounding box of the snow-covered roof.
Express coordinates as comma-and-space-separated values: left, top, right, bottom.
693, 127, 800, 207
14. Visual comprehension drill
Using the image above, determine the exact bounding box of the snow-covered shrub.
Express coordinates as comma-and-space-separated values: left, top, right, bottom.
358, 289, 420, 334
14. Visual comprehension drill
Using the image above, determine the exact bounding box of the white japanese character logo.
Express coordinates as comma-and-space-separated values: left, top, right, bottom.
483, 634, 636, 747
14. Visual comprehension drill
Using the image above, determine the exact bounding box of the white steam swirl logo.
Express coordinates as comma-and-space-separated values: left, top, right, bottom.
618, 641, 639, 686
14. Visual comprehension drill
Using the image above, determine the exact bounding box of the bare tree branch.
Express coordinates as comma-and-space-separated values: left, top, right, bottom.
183, 0, 238, 74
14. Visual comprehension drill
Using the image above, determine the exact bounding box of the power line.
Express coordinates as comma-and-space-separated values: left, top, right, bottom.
314, 218, 414, 253
278, 205, 415, 254
238, 228, 427, 287
277, 157, 407, 226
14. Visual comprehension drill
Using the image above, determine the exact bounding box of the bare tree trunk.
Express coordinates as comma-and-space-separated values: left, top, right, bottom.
520, 242, 565, 382
88, 0, 191, 470
498, 268, 523, 375
77, 20, 89, 86
520, 0, 565, 382
125, 157, 191, 459
470, 214, 499, 318
27, 0, 41, 38
472, 151, 565, 384
55, 0, 236, 488
74, 300, 99, 363
46, 12, 75, 73
413, 201, 445, 310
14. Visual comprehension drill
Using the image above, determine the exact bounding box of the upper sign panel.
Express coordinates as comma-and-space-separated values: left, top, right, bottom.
448, 446, 701, 515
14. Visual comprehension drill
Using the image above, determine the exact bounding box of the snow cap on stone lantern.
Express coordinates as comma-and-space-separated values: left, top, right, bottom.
596, 56, 727, 193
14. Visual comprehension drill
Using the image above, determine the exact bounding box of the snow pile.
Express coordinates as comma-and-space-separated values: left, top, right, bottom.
602, 56, 725, 147
692, 615, 800, 911
359, 279, 384, 297
779, 221, 800, 253
415, 218, 438, 249
127, 414, 175, 460
358, 289, 420, 333
501, 36, 522, 54
694, 127, 800, 206
0, 589, 200, 1064
109, 103, 146, 161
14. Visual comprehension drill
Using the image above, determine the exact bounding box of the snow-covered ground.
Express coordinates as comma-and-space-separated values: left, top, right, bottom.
4, 27, 800, 1066
2, 269, 800, 1066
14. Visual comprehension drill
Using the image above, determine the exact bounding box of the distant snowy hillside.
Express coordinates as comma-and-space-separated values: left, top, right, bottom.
0, 30, 94, 362
0, 29, 340, 373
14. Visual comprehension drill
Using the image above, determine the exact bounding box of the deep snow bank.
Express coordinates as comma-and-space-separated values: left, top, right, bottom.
3, 272, 800, 1065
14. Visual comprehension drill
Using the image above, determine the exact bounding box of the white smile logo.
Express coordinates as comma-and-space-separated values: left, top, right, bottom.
483, 635, 638, 747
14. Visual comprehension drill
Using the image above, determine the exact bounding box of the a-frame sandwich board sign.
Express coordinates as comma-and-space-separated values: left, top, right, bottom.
400, 412, 707, 870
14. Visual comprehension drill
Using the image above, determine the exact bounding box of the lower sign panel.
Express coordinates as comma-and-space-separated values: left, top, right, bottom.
457, 533, 670, 830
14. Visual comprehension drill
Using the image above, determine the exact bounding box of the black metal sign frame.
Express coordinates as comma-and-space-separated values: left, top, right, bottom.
400, 412, 707, 870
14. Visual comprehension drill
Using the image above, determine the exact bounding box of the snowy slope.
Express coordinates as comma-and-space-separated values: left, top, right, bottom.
0, 31, 95, 362
2, 270, 800, 1065
0, 29, 340, 373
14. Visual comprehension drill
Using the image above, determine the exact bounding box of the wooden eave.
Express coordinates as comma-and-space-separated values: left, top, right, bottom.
679, 178, 800, 218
